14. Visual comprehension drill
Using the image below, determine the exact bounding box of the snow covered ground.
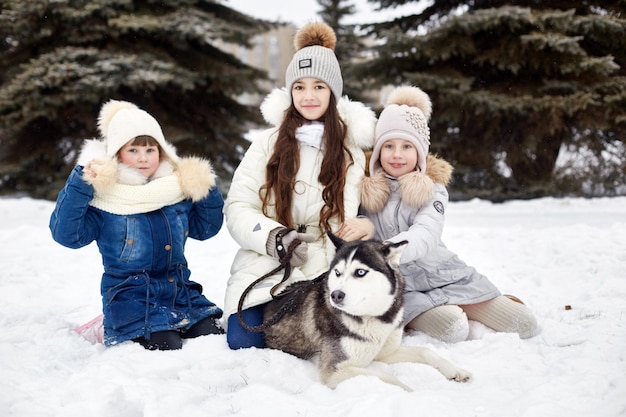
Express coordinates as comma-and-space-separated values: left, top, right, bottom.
1, 196, 625, 417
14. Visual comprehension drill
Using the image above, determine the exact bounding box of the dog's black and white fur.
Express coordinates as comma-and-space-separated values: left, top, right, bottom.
263, 233, 472, 391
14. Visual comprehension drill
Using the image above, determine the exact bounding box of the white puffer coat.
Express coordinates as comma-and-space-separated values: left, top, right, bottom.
223, 88, 377, 322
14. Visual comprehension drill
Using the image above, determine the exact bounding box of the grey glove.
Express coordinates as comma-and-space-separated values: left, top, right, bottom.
266, 227, 316, 267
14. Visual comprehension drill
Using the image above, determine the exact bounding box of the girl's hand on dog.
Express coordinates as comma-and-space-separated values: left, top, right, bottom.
336, 217, 375, 241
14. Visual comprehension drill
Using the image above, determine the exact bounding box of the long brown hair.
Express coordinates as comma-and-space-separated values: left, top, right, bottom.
260, 94, 354, 232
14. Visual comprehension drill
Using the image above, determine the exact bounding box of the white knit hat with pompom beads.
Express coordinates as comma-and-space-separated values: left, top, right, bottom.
369, 86, 432, 176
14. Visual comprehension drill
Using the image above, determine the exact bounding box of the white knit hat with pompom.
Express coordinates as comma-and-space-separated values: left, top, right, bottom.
97, 100, 179, 162
369, 86, 432, 176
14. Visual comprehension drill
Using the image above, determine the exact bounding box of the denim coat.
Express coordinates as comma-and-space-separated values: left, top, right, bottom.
50, 165, 224, 345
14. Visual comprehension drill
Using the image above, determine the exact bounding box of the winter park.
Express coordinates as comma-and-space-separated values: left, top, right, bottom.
1, 1, 625, 417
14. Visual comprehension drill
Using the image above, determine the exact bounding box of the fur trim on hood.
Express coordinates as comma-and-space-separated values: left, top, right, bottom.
360, 154, 453, 213
259, 87, 376, 150
77, 139, 215, 202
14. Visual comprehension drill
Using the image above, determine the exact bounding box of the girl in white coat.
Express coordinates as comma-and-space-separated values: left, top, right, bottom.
360, 86, 538, 343
224, 22, 377, 349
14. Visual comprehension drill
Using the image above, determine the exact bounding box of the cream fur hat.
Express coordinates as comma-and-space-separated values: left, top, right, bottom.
369, 86, 432, 176
97, 100, 179, 163
285, 22, 343, 101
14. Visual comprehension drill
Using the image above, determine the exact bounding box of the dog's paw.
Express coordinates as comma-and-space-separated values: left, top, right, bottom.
435, 359, 472, 382
450, 367, 472, 382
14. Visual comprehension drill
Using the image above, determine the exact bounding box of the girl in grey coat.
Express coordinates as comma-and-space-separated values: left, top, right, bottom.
359, 86, 538, 343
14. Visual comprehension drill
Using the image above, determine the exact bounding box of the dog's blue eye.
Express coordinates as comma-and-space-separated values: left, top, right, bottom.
355, 269, 367, 277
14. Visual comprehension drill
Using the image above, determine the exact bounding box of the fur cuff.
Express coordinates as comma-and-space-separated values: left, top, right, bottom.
177, 157, 217, 202
359, 171, 390, 213
83, 158, 118, 194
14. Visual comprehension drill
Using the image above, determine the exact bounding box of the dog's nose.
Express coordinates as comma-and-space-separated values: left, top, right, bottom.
331, 290, 345, 304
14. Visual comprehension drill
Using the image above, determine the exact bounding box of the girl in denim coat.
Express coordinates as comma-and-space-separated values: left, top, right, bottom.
50, 100, 224, 350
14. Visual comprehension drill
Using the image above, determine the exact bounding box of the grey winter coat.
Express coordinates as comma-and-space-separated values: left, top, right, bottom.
359, 154, 500, 325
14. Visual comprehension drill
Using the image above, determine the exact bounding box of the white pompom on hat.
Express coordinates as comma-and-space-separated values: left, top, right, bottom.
369, 86, 432, 176
285, 22, 343, 101
97, 100, 179, 163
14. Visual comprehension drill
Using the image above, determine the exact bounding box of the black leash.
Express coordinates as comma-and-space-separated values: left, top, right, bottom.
236, 229, 301, 332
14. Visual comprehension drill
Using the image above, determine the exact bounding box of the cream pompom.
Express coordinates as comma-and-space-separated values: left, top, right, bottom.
97, 100, 138, 138
385, 86, 432, 121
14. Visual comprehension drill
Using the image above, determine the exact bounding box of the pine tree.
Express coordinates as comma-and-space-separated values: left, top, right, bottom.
0, 0, 273, 199
360, 1, 626, 199
317, 0, 369, 102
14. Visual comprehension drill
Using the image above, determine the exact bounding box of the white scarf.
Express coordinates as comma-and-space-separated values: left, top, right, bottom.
296, 122, 325, 149
89, 164, 186, 215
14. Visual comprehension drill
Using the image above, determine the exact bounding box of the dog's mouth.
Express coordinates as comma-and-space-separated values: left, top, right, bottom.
331, 301, 345, 310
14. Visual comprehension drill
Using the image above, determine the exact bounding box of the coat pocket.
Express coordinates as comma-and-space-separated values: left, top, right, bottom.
118, 217, 138, 263
104, 274, 148, 330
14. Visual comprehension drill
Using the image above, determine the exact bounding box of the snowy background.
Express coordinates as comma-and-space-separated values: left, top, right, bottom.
1, 195, 624, 417
226, 0, 422, 25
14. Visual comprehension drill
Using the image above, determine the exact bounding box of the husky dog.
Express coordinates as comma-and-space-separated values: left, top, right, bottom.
263, 233, 472, 391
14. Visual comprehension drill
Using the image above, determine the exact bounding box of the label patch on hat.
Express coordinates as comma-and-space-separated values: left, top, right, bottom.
433, 201, 444, 214
299, 59, 312, 69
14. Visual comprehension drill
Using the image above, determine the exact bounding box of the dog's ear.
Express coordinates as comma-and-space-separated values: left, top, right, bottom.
382, 240, 408, 268
326, 231, 346, 249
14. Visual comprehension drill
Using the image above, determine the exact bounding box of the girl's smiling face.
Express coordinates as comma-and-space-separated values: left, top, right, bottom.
292, 78, 331, 121
117, 140, 161, 178
379, 139, 419, 178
